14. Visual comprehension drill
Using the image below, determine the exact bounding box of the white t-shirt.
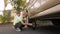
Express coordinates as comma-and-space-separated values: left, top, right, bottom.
13, 15, 23, 25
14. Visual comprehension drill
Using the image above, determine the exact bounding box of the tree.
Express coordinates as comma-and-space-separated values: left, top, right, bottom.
11, 0, 27, 12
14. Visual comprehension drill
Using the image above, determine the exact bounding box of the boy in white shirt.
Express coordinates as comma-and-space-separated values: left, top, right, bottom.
13, 12, 21, 31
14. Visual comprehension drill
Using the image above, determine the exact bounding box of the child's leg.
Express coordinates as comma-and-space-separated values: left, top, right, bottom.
19, 24, 25, 31
14, 23, 19, 29
14, 23, 23, 31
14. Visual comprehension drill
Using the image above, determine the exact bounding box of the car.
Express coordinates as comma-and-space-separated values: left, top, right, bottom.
28, 0, 60, 26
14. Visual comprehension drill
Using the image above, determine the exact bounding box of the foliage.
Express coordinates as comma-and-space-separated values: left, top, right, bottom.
0, 15, 2, 21
11, 0, 27, 11
0, 15, 8, 24
11, 16, 14, 20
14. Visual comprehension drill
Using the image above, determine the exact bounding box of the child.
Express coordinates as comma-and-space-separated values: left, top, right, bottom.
13, 12, 22, 31
19, 10, 33, 30
13, 11, 28, 31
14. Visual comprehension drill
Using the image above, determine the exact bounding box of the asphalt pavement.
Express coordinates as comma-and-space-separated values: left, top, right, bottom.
0, 24, 60, 34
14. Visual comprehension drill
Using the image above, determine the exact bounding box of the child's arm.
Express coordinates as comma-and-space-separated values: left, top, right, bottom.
20, 21, 27, 25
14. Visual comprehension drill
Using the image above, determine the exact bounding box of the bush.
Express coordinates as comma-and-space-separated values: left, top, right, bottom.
0, 15, 8, 24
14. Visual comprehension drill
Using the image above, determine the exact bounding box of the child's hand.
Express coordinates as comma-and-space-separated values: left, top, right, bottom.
24, 23, 28, 25
24, 25, 27, 28
22, 22, 28, 25
28, 23, 32, 26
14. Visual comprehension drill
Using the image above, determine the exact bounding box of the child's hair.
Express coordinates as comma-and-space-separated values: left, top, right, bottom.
26, 10, 28, 13
16, 11, 20, 14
